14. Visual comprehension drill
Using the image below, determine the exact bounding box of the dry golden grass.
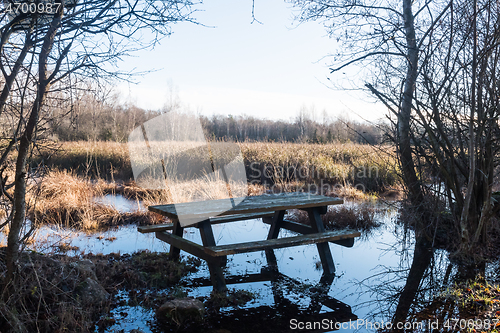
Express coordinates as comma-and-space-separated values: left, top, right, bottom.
115, 170, 251, 204
27, 170, 256, 229
240, 141, 398, 192
35, 141, 133, 180
27, 170, 162, 231
36, 140, 399, 194
23, 141, 400, 230
327, 185, 376, 200
289, 203, 381, 232
23, 140, 398, 229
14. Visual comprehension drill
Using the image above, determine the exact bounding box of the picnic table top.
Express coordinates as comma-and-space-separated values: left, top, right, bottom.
148, 192, 343, 221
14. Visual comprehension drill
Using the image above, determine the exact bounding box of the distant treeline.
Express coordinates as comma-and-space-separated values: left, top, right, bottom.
199, 114, 383, 144
41, 91, 384, 144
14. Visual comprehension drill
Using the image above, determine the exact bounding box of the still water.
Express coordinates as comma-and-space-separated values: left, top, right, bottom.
20, 196, 453, 332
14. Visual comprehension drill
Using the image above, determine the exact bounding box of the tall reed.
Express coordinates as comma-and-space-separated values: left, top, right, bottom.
36, 141, 399, 193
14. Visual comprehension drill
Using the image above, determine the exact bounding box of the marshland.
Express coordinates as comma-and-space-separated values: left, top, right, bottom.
2, 131, 500, 332
1, 0, 500, 332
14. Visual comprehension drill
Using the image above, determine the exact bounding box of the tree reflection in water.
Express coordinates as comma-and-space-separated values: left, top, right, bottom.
351, 222, 499, 333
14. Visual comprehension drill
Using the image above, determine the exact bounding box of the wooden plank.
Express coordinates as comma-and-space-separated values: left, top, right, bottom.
149, 193, 343, 220
262, 219, 357, 248
301, 205, 328, 214
138, 212, 276, 234
329, 237, 354, 247
138, 223, 174, 233
210, 211, 275, 223
155, 231, 215, 262
263, 218, 314, 235
204, 229, 361, 256
319, 296, 353, 313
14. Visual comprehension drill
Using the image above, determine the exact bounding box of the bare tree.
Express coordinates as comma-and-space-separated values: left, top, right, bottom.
289, 0, 500, 257
289, 0, 428, 205
0, 0, 196, 291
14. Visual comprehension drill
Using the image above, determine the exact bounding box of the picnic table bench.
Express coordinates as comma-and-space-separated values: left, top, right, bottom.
139, 192, 360, 291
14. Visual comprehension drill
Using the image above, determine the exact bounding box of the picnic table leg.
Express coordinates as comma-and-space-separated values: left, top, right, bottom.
307, 207, 336, 275
307, 273, 335, 314
169, 218, 183, 261
264, 249, 278, 271
264, 211, 285, 305
263, 248, 286, 304
318, 272, 335, 290
198, 219, 227, 292
267, 210, 285, 240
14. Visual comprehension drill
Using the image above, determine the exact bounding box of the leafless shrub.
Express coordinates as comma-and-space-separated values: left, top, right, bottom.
289, 204, 380, 232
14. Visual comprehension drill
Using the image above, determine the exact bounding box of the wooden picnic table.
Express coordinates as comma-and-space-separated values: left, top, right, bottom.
140, 192, 360, 291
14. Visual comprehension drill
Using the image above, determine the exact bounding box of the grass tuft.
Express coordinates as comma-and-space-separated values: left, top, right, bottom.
289, 203, 381, 232
27, 170, 163, 230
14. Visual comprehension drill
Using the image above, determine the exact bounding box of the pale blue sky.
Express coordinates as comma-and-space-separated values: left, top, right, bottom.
116, 0, 386, 122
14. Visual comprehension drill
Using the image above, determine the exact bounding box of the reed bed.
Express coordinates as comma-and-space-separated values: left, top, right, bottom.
27, 170, 163, 231
34, 141, 133, 180
27, 170, 252, 230
25, 140, 401, 229
240, 142, 398, 193
36, 141, 399, 194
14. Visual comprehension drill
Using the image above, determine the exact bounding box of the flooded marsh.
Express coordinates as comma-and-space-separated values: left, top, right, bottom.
4, 191, 500, 332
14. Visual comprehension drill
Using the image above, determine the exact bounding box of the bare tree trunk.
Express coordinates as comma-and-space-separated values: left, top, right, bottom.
3, 8, 61, 291
4, 85, 47, 286
392, 236, 433, 332
460, 0, 478, 247
400, 0, 423, 208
